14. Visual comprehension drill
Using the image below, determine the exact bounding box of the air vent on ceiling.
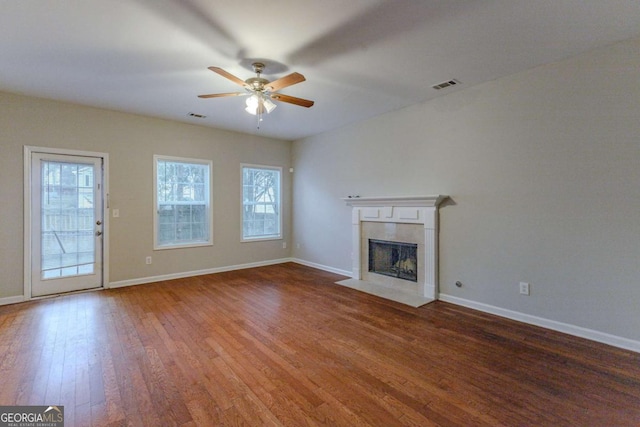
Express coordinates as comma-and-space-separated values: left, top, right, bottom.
187, 112, 207, 119
431, 79, 460, 90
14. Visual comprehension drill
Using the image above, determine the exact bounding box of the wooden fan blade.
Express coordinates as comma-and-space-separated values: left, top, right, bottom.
208, 66, 247, 87
266, 72, 305, 92
198, 92, 247, 99
270, 93, 314, 108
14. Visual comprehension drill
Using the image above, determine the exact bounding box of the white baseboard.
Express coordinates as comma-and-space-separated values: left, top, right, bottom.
109, 257, 351, 290
0, 295, 26, 306
439, 293, 640, 354
290, 258, 352, 277
109, 258, 294, 289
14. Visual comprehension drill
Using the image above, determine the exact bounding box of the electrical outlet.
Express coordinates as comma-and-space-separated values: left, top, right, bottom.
146, 256, 152, 265
282, 242, 287, 249
296, 243, 301, 249
519, 282, 530, 295
112, 208, 119, 218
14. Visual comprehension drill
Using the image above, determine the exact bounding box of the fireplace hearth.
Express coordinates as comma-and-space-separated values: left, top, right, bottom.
368, 239, 418, 282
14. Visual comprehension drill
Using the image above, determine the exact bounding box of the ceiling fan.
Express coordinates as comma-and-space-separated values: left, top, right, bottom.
198, 62, 314, 123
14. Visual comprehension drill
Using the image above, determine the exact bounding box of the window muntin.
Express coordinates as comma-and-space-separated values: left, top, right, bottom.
241, 165, 282, 241
154, 156, 212, 249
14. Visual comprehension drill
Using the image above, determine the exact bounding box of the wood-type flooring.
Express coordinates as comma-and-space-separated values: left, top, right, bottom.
1, 263, 639, 426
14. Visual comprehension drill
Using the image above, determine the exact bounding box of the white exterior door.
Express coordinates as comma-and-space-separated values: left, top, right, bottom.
30, 152, 104, 297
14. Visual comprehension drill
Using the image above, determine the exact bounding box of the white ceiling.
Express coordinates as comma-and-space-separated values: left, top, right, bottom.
2, 1, 640, 141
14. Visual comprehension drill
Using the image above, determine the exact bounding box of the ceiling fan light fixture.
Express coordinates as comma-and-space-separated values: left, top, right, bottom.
244, 93, 276, 116
263, 97, 277, 113
245, 94, 260, 115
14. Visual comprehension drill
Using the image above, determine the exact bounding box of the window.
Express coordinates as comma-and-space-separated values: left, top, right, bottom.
154, 155, 212, 249
241, 164, 281, 241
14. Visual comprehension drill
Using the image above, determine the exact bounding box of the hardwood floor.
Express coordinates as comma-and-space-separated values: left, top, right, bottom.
1, 263, 639, 426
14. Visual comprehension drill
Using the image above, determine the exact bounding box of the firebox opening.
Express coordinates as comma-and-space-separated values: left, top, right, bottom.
368, 239, 418, 282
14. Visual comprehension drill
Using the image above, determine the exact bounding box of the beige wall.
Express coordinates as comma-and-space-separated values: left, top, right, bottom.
0, 93, 292, 298
292, 36, 640, 342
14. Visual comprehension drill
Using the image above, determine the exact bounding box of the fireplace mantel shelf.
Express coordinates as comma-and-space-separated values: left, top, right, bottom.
342, 195, 448, 208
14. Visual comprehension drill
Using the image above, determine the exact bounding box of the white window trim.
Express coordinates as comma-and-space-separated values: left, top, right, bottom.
153, 155, 213, 250
240, 163, 283, 243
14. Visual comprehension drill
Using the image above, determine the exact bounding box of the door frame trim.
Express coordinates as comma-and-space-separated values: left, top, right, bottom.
24, 146, 110, 299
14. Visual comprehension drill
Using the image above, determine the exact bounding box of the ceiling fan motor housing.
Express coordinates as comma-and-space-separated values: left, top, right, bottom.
245, 77, 269, 92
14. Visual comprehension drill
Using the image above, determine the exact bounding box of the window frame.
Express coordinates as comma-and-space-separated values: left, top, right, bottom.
153, 155, 213, 250
240, 163, 282, 243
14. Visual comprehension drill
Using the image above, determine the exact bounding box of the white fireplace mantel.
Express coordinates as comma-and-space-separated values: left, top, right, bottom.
339, 195, 448, 306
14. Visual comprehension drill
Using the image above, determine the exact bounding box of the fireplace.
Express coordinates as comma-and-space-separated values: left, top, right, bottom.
339, 195, 448, 307
369, 239, 418, 282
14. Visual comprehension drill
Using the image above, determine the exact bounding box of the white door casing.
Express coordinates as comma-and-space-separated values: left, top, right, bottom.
24, 146, 109, 298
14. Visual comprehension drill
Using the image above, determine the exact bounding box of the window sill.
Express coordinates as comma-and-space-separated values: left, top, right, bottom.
154, 241, 213, 251
241, 235, 282, 243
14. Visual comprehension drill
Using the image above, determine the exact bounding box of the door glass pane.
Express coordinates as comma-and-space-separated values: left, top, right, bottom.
41, 160, 95, 279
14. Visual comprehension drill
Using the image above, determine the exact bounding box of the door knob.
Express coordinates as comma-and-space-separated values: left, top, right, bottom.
95, 230, 103, 236
96, 220, 102, 225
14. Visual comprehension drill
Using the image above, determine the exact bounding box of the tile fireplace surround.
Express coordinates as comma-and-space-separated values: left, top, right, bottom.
338, 196, 448, 307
